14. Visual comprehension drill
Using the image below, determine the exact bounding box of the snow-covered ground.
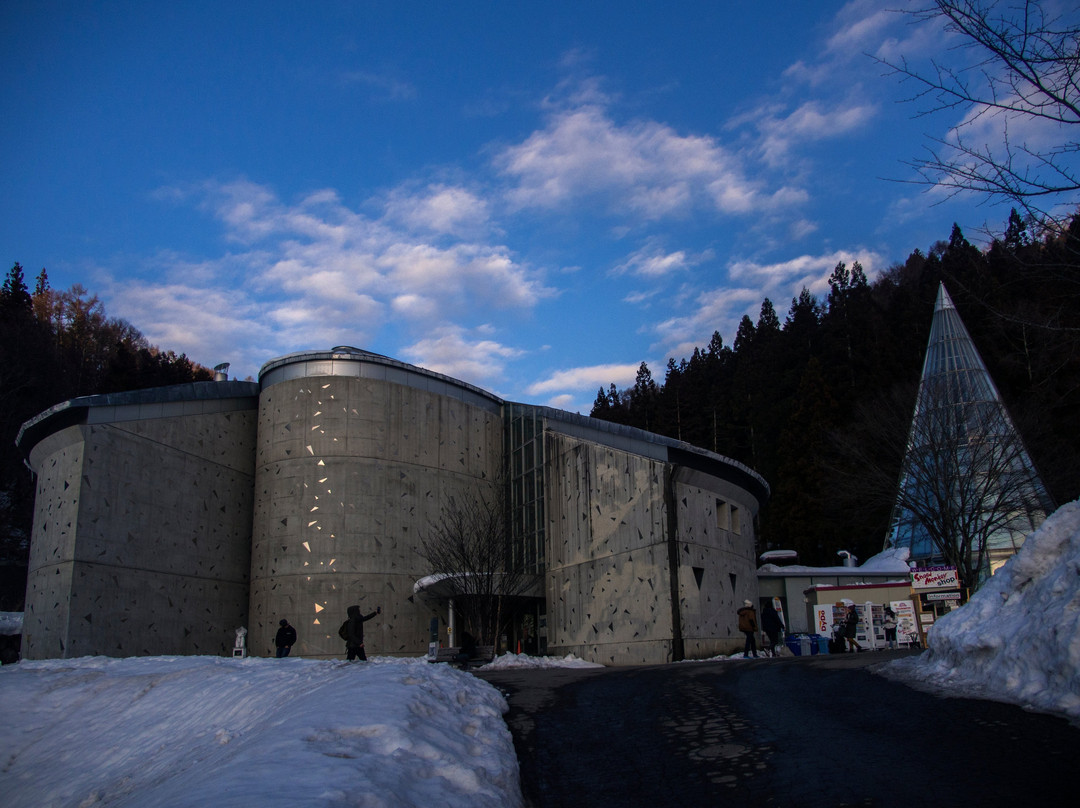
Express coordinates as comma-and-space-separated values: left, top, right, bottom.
881, 499, 1080, 724
3, 501, 1077, 806
0, 655, 523, 808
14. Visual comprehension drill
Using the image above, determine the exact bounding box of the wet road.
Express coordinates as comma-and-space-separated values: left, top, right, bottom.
479, 650, 1080, 807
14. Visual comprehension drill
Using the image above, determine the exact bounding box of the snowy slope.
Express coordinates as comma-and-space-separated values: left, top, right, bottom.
0, 656, 521, 808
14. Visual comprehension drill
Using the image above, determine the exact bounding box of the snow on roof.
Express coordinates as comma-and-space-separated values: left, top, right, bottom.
0, 612, 22, 635
758, 546, 911, 577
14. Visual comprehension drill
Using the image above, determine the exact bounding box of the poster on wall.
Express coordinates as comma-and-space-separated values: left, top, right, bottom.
891, 600, 918, 644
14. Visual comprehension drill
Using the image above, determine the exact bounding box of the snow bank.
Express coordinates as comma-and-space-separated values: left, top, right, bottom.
882, 500, 1080, 722
0, 655, 521, 808
480, 652, 604, 670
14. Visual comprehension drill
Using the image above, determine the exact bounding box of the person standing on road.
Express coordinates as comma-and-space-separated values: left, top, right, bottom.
844, 603, 863, 652
339, 604, 381, 661
761, 601, 784, 656
737, 599, 759, 658
883, 606, 898, 650
275, 618, 296, 658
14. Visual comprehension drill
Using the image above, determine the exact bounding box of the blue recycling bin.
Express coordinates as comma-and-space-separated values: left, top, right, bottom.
812, 635, 829, 655
786, 635, 813, 656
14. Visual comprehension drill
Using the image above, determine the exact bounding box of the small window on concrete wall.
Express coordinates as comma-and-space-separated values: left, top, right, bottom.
716, 499, 729, 531
716, 499, 741, 533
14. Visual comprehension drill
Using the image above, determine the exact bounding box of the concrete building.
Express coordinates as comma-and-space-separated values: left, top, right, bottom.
17, 348, 768, 665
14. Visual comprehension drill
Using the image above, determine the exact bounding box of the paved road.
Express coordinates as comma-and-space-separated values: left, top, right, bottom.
479, 650, 1080, 807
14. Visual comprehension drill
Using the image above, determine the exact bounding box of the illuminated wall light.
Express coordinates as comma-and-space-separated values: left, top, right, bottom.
314, 603, 324, 612
302, 541, 311, 552
319, 477, 328, 483
306, 445, 314, 455
317, 460, 325, 466
310, 506, 318, 512
313, 618, 321, 625
329, 558, 336, 565
322, 384, 331, 389
313, 411, 322, 417
304, 561, 310, 566
311, 425, 320, 431
307, 520, 318, 527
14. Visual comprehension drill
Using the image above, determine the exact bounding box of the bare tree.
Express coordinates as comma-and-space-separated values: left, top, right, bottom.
882, 1, 1080, 233
417, 480, 540, 650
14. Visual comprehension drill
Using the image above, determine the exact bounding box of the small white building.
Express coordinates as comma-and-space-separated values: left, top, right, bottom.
756, 548, 912, 634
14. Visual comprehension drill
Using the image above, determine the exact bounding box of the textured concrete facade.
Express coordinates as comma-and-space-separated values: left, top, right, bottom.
20, 386, 259, 658
18, 349, 768, 665
543, 434, 762, 664
248, 364, 503, 659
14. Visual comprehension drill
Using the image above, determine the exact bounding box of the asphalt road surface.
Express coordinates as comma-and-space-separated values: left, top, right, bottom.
479, 650, 1080, 807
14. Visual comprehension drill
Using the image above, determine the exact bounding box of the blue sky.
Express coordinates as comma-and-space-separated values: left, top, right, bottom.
0, 1, 1053, 412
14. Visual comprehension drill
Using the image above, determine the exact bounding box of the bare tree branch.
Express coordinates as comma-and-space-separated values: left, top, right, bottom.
880, 1, 1080, 231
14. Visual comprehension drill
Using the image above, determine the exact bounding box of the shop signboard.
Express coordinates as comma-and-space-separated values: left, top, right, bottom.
926, 591, 962, 602
911, 567, 959, 590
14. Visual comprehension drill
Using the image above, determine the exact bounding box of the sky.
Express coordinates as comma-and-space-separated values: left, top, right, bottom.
1, 497, 1077, 805
2, 0, 1073, 413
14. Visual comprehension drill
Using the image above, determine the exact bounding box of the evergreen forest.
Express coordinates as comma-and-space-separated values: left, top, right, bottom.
0, 265, 211, 609
589, 211, 1080, 567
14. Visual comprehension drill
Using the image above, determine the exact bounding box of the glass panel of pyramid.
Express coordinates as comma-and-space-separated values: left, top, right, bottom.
886, 283, 1054, 581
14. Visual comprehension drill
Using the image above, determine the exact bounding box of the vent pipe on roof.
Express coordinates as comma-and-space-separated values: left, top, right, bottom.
213, 362, 230, 382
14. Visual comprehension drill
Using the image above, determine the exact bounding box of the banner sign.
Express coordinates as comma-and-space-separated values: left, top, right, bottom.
813, 605, 835, 636
911, 567, 959, 590
891, 600, 918, 644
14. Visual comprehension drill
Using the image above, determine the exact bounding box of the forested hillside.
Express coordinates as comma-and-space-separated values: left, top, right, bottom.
591, 212, 1080, 566
0, 264, 211, 609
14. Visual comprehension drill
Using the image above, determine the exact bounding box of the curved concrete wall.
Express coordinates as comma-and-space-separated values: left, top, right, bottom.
543, 434, 760, 665
248, 354, 503, 659
20, 389, 258, 659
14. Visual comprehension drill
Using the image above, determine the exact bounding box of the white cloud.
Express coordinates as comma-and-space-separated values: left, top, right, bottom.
526, 363, 641, 396
494, 103, 789, 218
400, 326, 525, 386
381, 183, 491, 237
647, 247, 886, 360
106, 179, 554, 380
612, 242, 706, 278
755, 100, 878, 166
729, 249, 884, 298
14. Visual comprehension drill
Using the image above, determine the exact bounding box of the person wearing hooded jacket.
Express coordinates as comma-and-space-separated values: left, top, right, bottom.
340, 604, 381, 661
737, 599, 759, 658
275, 618, 296, 658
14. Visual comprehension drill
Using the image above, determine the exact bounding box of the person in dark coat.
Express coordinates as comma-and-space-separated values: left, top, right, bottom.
737, 599, 759, 658
844, 604, 863, 652
275, 618, 297, 658
883, 606, 898, 649
340, 604, 381, 661
760, 601, 784, 656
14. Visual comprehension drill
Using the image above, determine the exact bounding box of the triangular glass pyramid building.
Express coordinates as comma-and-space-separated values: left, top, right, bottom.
885, 283, 1054, 585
